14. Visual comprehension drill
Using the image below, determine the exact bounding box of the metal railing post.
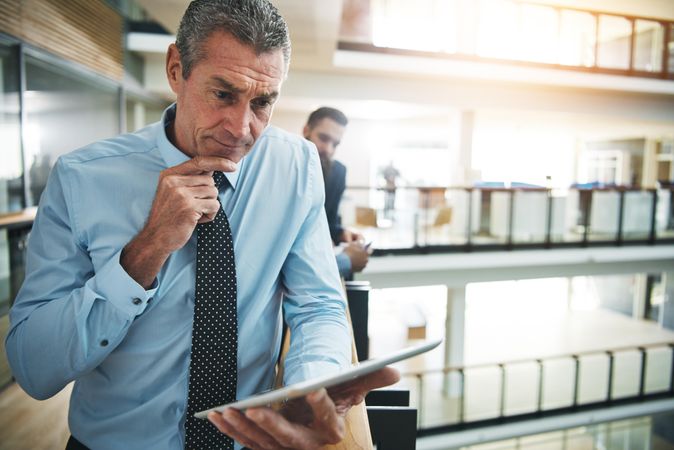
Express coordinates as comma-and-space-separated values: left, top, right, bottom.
670, 344, 674, 395
507, 190, 515, 248
499, 364, 507, 418
536, 359, 544, 413
638, 347, 647, 398
416, 373, 424, 427
582, 190, 591, 246
617, 189, 625, 245
572, 355, 580, 408
606, 351, 614, 402
545, 188, 553, 248
466, 188, 473, 249
459, 368, 465, 424
649, 189, 658, 243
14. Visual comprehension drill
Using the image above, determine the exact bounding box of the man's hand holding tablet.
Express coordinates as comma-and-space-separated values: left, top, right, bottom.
203, 339, 442, 449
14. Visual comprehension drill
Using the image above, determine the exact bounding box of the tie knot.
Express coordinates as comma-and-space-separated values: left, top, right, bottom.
213, 171, 226, 188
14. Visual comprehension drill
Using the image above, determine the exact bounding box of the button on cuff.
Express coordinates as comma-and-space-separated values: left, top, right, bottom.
91, 249, 159, 318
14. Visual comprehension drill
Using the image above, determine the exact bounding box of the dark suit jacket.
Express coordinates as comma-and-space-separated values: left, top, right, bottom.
324, 160, 346, 245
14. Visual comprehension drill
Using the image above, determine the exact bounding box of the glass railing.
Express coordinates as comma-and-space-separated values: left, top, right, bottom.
341, 185, 674, 253
339, 0, 674, 80
395, 341, 674, 433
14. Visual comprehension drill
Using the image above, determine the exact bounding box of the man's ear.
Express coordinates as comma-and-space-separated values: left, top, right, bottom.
166, 43, 183, 95
302, 124, 310, 139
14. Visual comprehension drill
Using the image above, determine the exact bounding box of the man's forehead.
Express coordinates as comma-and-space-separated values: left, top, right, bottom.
198, 32, 285, 81
315, 117, 345, 132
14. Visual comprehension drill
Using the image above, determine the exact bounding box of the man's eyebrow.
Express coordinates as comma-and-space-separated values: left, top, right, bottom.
256, 91, 279, 103
210, 77, 244, 93
210, 76, 279, 102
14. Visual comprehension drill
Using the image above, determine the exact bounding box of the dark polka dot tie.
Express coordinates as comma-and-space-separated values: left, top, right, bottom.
185, 171, 237, 450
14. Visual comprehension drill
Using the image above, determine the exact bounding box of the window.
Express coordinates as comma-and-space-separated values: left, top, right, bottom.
516, 4, 559, 64
634, 20, 664, 72
476, 0, 519, 60
24, 55, 120, 206
372, 0, 457, 52
559, 10, 596, 67
597, 15, 631, 70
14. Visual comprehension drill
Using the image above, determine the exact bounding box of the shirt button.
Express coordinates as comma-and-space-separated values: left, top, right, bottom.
100, 339, 109, 347
132, 297, 142, 305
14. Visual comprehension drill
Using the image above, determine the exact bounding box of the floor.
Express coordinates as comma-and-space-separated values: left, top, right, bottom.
0, 381, 70, 450
366, 280, 674, 433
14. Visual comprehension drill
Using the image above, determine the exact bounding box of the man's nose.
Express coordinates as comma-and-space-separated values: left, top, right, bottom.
319, 142, 335, 156
224, 103, 251, 140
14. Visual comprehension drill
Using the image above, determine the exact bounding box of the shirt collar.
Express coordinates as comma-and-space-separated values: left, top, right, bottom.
155, 104, 241, 190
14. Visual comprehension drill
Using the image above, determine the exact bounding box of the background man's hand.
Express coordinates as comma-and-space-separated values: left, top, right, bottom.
208, 367, 400, 450
121, 156, 236, 288
342, 242, 370, 273
339, 228, 364, 243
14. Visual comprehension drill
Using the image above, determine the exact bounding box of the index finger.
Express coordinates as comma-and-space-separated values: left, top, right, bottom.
168, 155, 237, 176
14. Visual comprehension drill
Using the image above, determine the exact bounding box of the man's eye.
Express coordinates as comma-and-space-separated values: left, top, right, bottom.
214, 90, 233, 101
251, 97, 273, 110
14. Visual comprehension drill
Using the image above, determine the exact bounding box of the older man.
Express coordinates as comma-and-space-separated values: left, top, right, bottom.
5, 1, 396, 449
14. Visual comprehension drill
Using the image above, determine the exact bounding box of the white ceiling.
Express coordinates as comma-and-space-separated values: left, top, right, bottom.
131, 0, 674, 112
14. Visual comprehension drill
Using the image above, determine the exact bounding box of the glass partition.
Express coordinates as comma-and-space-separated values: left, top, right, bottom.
656, 187, 674, 240
342, 186, 665, 251
24, 55, 120, 206
559, 10, 596, 67
0, 42, 23, 215
634, 20, 665, 72
597, 15, 632, 70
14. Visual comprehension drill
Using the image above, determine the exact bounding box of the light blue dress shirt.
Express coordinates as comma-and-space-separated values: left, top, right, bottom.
6, 105, 351, 449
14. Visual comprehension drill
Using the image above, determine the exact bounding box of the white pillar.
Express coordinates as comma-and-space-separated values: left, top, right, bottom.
641, 139, 658, 188
133, 102, 146, 133
454, 110, 476, 186
632, 274, 648, 320
444, 285, 466, 396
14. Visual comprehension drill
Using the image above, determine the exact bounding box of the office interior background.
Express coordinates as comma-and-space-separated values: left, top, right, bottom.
1, 0, 674, 448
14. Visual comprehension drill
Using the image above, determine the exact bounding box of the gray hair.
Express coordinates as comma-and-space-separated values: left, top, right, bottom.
175, 0, 291, 79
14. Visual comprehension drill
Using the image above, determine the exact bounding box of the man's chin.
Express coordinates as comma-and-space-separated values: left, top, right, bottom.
320, 156, 333, 178
202, 145, 248, 163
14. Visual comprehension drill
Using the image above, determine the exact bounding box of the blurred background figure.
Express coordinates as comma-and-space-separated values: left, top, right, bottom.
304, 106, 370, 278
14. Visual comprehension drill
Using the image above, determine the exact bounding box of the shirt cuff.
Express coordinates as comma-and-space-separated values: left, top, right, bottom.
91, 249, 159, 318
335, 251, 352, 278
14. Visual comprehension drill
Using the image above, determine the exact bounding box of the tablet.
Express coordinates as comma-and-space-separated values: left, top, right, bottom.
195, 338, 442, 419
